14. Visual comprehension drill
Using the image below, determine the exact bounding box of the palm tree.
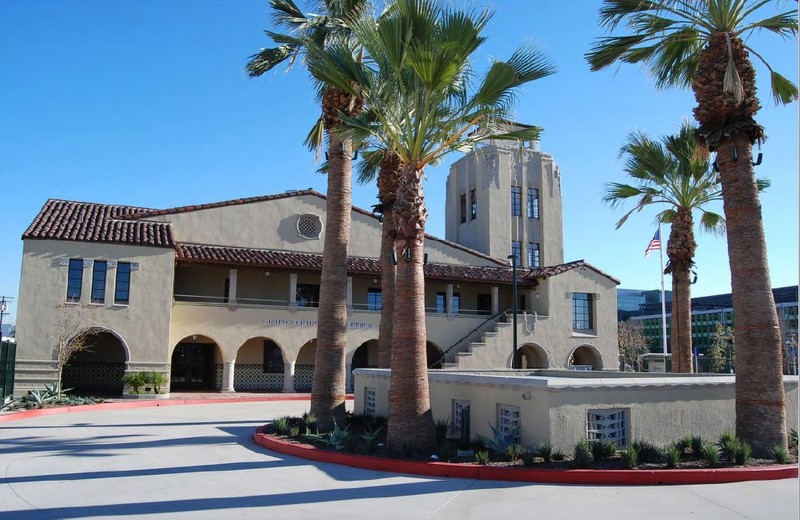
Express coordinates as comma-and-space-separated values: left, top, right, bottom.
307, 0, 555, 452
604, 122, 731, 373
246, 0, 370, 429
587, 0, 797, 454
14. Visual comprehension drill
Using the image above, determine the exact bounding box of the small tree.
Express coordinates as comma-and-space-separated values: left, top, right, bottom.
53, 303, 98, 398
618, 321, 649, 372
706, 323, 735, 374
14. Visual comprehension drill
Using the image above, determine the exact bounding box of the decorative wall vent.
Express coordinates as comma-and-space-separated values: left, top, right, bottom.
587, 408, 627, 448
364, 387, 376, 415
296, 214, 323, 240
497, 404, 520, 441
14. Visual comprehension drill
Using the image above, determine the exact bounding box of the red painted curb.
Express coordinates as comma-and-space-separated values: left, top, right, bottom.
0, 395, 335, 423
252, 430, 799, 486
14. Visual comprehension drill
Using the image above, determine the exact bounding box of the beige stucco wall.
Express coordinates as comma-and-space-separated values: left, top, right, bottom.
355, 369, 799, 451
15, 239, 175, 389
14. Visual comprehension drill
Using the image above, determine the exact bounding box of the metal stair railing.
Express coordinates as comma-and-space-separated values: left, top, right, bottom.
429, 311, 506, 368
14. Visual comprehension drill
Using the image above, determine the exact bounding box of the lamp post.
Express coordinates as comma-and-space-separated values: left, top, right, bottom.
507, 255, 518, 369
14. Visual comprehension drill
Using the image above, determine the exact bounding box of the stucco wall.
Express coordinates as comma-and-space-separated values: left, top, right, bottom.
354, 369, 799, 452
15, 240, 175, 387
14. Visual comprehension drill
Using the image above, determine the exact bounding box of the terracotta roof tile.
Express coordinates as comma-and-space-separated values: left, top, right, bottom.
22, 199, 174, 247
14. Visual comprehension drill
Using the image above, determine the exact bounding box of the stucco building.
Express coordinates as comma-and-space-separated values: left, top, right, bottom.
14, 140, 619, 395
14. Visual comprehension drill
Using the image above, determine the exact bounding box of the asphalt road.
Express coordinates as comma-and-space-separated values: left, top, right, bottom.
1, 400, 798, 519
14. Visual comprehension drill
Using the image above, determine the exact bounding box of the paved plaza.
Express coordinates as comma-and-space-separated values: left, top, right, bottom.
1, 399, 798, 519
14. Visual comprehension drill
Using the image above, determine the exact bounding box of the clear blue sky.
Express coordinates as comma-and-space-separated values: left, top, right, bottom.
1, 1, 797, 324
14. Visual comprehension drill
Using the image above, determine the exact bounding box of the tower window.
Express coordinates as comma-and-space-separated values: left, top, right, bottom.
470, 189, 477, 220
460, 194, 467, 223
511, 241, 522, 266
527, 188, 540, 219
511, 186, 521, 216
527, 243, 540, 268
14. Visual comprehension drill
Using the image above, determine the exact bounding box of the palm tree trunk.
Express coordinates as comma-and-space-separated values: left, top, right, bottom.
310, 134, 352, 430
717, 134, 786, 456
387, 165, 435, 453
667, 209, 695, 374
378, 213, 395, 368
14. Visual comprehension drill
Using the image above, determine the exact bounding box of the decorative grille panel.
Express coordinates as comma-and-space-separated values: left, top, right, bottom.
364, 387, 376, 416
296, 214, 323, 240
452, 400, 470, 436
497, 404, 520, 441
587, 408, 627, 448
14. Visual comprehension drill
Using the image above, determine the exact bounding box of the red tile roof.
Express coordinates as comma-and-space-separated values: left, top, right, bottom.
22, 199, 175, 247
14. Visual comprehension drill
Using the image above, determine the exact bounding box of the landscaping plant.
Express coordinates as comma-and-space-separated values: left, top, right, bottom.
573, 440, 592, 468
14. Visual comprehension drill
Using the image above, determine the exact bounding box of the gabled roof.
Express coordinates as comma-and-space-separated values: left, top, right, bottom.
22, 199, 174, 247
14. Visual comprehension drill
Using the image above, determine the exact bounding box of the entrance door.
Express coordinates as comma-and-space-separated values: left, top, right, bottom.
476, 293, 492, 315
171, 343, 214, 389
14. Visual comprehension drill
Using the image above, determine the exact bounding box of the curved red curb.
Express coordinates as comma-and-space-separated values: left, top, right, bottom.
252, 429, 798, 486
0, 395, 331, 423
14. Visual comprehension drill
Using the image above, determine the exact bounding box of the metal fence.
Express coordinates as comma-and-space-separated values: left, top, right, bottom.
0, 340, 16, 401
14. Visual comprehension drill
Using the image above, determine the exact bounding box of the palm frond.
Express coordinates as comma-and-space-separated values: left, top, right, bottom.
699, 210, 726, 236
768, 70, 798, 105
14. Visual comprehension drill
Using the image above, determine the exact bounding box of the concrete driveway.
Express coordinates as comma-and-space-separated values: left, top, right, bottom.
1, 400, 797, 519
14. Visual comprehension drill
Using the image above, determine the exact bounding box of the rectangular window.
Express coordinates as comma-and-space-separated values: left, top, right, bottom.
115, 262, 131, 304
436, 292, 447, 313
497, 404, 521, 442
573, 292, 594, 331
470, 189, 477, 220
588, 409, 627, 448
91, 260, 107, 303
527, 242, 540, 268
66, 258, 83, 302
296, 284, 320, 307
367, 288, 382, 311
527, 188, 540, 219
452, 293, 460, 315
460, 194, 467, 223
511, 186, 521, 216
511, 241, 522, 266
263, 340, 283, 373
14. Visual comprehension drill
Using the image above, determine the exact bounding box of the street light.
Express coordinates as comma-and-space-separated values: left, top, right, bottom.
507, 255, 518, 369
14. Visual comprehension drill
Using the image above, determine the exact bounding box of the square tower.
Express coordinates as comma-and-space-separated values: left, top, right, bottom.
445, 130, 564, 267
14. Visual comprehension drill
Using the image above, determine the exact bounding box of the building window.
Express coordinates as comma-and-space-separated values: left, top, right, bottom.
66, 258, 83, 302
497, 404, 521, 442
365, 387, 376, 415
470, 189, 477, 220
114, 262, 131, 304
460, 194, 466, 223
527, 188, 540, 219
296, 284, 320, 307
511, 186, 521, 216
368, 288, 382, 311
511, 241, 522, 266
436, 292, 447, 313
263, 340, 283, 373
588, 409, 627, 448
573, 292, 594, 331
91, 260, 107, 303
452, 293, 460, 315
452, 399, 471, 437
527, 243, 540, 268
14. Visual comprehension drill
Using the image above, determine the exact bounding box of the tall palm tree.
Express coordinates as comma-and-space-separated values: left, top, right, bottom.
605, 122, 733, 373
307, 0, 555, 452
587, 0, 797, 454
246, 0, 370, 429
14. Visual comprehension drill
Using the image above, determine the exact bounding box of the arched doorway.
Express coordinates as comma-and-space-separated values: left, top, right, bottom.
519, 343, 548, 369
568, 345, 603, 370
234, 337, 284, 392
350, 339, 378, 391
62, 329, 128, 396
427, 341, 443, 369
295, 339, 316, 392
171, 335, 222, 390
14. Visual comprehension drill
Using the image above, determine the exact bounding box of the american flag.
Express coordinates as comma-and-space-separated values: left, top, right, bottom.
645, 229, 661, 258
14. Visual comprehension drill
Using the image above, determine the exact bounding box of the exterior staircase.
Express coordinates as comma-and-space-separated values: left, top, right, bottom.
440, 316, 515, 370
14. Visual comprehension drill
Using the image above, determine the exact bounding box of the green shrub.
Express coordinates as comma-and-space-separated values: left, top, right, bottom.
676, 436, 692, 454
504, 444, 524, 463
436, 439, 458, 462
475, 450, 490, 465
573, 440, 592, 468
622, 445, 638, 469
288, 426, 300, 438
478, 424, 519, 455
552, 450, 565, 461
122, 372, 147, 394
361, 424, 384, 454
272, 416, 291, 435
733, 439, 752, 466
520, 447, 536, 466
536, 442, 553, 462
632, 440, 663, 464
718, 431, 735, 445
590, 440, 617, 462
771, 445, 790, 464
435, 418, 450, 446
719, 437, 737, 460
320, 421, 350, 451
700, 443, 720, 468
789, 428, 798, 449
664, 445, 681, 469
301, 412, 317, 435
691, 435, 704, 455
143, 372, 169, 393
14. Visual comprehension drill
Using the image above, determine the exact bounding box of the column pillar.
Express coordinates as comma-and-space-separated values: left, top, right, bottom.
446, 283, 454, 318
491, 286, 499, 314
228, 269, 238, 304
289, 273, 298, 306
222, 361, 236, 393
282, 362, 296, 393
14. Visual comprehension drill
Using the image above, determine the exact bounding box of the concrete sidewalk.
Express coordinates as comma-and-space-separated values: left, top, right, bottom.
1, 400, 797, 519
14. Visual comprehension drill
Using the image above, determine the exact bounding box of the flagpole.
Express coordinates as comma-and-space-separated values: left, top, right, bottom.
658, 223, 668, 358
